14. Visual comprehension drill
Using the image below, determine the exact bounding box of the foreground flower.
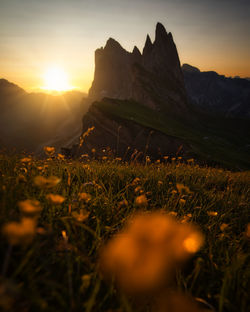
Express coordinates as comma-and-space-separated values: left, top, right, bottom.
100, 212, 204, 294
34, 175, 61, 188
18, 199, 42, 215
46, 194, 65, 204
2, 217, 37, 245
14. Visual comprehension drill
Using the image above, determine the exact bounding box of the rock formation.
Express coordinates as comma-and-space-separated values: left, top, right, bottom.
65, 23, 192, 159
89, 22, 188, 114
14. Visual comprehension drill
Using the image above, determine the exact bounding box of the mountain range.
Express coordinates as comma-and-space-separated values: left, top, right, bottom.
1, 23, 249, 169
64, 23, 250, 169
0, 79, 89, 153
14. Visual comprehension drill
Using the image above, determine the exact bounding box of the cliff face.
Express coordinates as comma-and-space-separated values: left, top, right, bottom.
89, 22, 187, 114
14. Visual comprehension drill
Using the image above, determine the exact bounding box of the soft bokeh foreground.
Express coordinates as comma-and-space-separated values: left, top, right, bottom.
0, 151, 249, 311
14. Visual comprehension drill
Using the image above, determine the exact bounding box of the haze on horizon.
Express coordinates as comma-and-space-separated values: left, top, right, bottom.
1, 0, 250, 93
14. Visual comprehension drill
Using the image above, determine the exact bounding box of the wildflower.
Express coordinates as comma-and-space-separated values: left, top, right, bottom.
220, 223, 229, 231
79, 127, 95, 147
46, 194, 65, 204
91, 148, 96, 153
163, 156, 169, 160
20, 157, 32, 163
179, 199, 186, 205
72, 209, 89, 222
158, 180, 163, 186
57, 153, 65, 160
176, 183, 191, 194
155, 159, 161, 164
100, 212, 203, 294
2, 217, 37, 245
134, 186, 142, 193
34, 175, 61, 188
146, 156, 151, 163
131, 177, 141, 186
207, 211, 218, 217
187, 158, 194, 163
102, 156, 107, 160
118, 199, 128, 208
135, 194, 148, 207
43, 146, 55, 156
78, 192, 91, 203
18, 199, 42, 215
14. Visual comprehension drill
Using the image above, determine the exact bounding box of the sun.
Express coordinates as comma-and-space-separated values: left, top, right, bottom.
42, 66, 72, 92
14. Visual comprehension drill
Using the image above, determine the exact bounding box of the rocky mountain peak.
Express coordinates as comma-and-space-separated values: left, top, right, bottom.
182, 64, 200, 73
88, 23, 188, 113
155, 22, 168, 41
143, 34, 153, 56
105, 37, 125, 51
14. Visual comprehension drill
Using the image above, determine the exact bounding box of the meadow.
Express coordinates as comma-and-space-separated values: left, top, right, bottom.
0, 151, 249, 312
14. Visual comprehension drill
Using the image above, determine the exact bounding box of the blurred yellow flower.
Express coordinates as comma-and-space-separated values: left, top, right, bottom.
18, 199, 42, 215
135, 194, 148, 207
100, 212, 204, 294
207, 211, 218, 217
176, 183, 191, 194
57, 153, 65, 160
20, 157, 32, 163
34, 175, 61, 188
2, 217, 37, 245
46, 194, 65, 204
78, 192, 91, 203
43, 146, 55, 156
72, 209, 90, 222
220, 223, 229, 231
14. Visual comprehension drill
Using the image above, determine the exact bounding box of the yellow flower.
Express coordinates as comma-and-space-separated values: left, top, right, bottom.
72, 209, 90, 222
207, 211, 218, 217
46, 194, 65, 204
220, 223, 229, 231
2, 217, 37, 245
43, 146, 55, 156
34, 175, 61, 188
99, 212, 203, 294
135, 194, 148, 207
179, 199, 186, 205
20, 157, 32, 163
57, 153, 65, 160
176, 183, 191, 194
18, 199, 42, 215
78, 192, 91, 203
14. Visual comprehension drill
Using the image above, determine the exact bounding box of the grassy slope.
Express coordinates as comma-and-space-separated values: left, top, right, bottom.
0, 154, 249, 311
93, 98, 250, 169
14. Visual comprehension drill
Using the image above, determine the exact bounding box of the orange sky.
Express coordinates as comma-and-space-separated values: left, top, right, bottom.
1, 0, 250, 93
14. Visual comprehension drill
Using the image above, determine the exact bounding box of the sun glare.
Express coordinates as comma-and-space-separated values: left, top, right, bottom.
42, 67, 72, 92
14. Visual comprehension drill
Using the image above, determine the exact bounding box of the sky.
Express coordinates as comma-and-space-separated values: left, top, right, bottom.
0, 0, 250, 92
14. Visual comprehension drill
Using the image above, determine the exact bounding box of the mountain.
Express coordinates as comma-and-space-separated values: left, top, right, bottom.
0, 79, 89, 153
65, 23, 250, 169
65, 23, 194, 160
182, 64, 250, 118
89, 22, 188, 115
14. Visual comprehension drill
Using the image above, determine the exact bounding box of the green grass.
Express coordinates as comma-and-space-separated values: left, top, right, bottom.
93, 98, 250, 169
0, 153, 249, 311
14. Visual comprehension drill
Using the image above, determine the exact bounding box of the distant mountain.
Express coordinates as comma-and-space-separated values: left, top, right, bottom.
182, 64, 250, 118
0, 79, 89, 153
65, 23, 250, 169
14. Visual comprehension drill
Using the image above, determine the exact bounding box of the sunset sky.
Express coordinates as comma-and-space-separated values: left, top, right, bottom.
1, 0, 250, 92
